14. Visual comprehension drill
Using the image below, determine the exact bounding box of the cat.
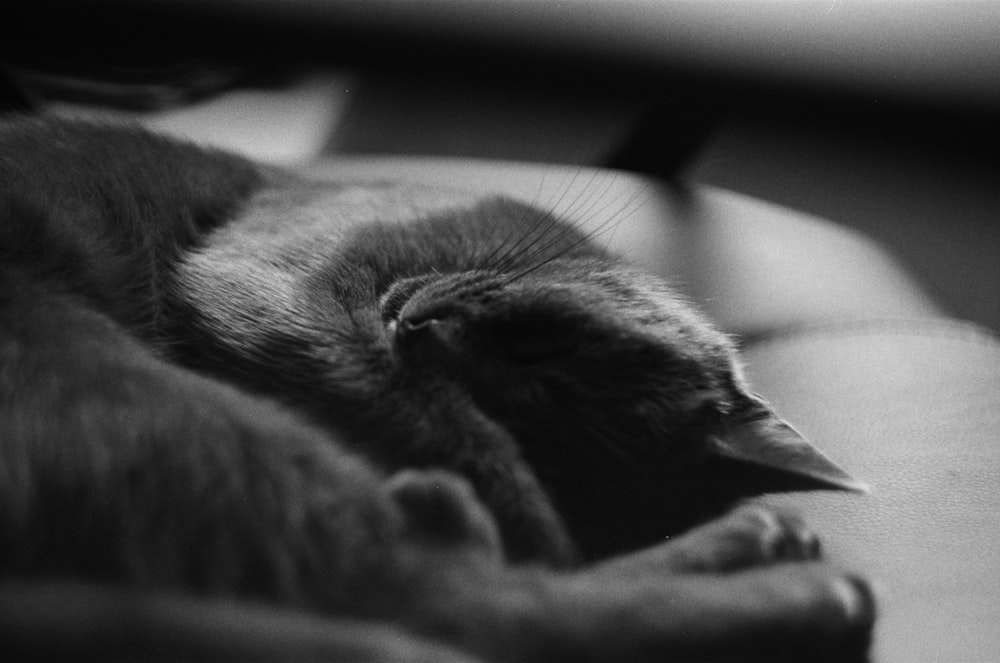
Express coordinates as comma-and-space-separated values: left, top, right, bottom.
0, 116, 874, 661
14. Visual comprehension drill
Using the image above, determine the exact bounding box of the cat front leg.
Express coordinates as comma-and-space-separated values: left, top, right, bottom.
396, 539, 874, 662
591, 505, 823, 577
549, 561, 875, 662
377, 388, 580, 567
0, 580, 486, 663
384, 468, 503, 559
379, 484, 872, 662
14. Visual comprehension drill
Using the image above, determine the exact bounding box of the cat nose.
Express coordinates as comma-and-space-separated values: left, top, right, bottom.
396, 316, 440, 338
393, 315, 464, 359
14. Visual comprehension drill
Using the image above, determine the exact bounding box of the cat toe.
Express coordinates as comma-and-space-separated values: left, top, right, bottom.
717, 506, 822, 566
589, 506, 822, 578
629, 506, 823, 574
385, 469, 502, 557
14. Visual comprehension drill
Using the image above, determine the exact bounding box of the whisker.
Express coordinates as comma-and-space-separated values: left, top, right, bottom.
471, 167, 555, 270
478, 184, 563, 271
485, 146, 672, 280
488, 169, 615, 274
490, 210, 564, 271
504, 178, 632, 276
493, 215, 565, 269
484, 160, 605, 272
487, 204, 565, 273
572, 171, 631, 228
574, 160, 675, 259
502, 212, 624, 284
548, 165, 609, 223
500, 220, 591, 275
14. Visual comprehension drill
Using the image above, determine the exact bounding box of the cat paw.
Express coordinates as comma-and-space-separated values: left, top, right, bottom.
385, 469, 502, 558
594, 506, 821, 577
666, 505, 822, 573
554, 564, 875, 662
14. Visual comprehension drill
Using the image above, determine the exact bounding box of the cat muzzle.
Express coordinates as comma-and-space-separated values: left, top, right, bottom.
393, 316, 467, 367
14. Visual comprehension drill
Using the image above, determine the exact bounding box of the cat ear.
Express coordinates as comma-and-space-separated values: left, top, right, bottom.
706, 395, 869, 493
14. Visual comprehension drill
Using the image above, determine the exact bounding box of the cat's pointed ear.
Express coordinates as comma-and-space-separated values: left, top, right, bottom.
707, 395, 869, 493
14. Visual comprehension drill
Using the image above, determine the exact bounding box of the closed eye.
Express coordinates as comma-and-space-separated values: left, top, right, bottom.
498, 339, 578, 365
489, 318, 582, 365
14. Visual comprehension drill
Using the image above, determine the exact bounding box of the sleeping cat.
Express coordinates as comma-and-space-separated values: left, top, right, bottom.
0, 117, 873, 661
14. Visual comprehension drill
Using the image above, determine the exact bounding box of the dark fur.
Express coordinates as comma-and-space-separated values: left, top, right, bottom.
0, 117, 873, 661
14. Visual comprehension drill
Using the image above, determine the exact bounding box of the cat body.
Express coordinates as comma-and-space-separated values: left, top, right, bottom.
0, 117, 872, 660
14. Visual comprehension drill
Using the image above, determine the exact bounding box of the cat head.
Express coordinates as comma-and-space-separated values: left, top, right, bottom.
381, 251, 866, 558
176, 182, 865, 562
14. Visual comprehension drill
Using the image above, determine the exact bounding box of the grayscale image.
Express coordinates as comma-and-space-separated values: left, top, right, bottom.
1, 2, 997, 661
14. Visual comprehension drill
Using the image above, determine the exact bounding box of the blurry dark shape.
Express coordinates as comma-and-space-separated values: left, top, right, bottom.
329, 72, 641, 166
605, 89, 722, 177
0, 67, 35, 113
4, 60, 246, 111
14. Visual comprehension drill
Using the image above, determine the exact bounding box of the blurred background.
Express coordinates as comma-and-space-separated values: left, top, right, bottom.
3, 0, 998, 331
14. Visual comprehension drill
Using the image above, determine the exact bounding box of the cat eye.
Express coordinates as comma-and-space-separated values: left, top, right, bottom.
499, 342, 577, 365
489, 319, 581, 365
